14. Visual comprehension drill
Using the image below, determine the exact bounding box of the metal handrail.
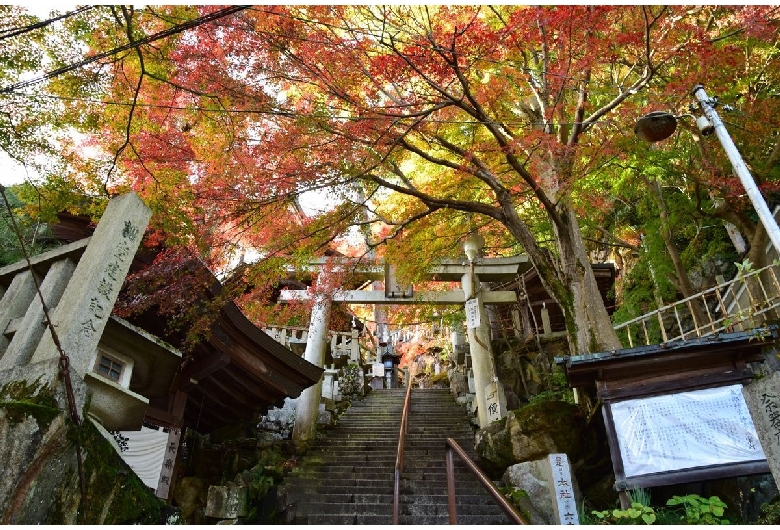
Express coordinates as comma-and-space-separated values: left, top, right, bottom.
445, 438, 529, 525
393, 380, 413, 525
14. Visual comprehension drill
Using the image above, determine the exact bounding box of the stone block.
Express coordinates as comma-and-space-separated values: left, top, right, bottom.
205, 485, 248, 519
503, 460, 554, 525
448, 368, 469, 397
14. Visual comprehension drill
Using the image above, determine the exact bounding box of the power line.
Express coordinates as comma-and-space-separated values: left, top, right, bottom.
0, 5, 251, 95
0, 6, 95, 41
6, 91, 620, 128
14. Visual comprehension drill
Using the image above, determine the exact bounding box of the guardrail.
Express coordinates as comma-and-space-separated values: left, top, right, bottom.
444, 438, 529, 525
392, 381, 413, 525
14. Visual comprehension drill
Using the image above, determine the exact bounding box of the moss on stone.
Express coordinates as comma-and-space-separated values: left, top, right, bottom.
0, 401, 60, 430
0, 377, 60, 430
76, 419, 166, 524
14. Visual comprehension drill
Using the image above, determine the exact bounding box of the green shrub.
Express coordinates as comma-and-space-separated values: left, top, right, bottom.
584, 491, 730, 525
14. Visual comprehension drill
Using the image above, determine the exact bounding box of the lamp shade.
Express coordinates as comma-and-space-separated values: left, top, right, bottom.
634, 111, 677, 143
463, 232, 485, 262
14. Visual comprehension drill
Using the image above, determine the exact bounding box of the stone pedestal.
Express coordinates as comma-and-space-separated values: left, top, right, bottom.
321, 366, 337, 400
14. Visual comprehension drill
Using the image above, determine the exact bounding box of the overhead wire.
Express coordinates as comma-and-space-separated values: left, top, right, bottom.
0, 5, 251, 95
0, 5, 95, 41
2, 91, 622, 128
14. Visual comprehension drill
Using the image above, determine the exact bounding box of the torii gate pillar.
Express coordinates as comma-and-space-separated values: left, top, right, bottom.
292, 293, 331, 447
462, 270, 500, 428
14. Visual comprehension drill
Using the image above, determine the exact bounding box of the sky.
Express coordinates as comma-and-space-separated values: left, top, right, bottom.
1, 4, 65, 187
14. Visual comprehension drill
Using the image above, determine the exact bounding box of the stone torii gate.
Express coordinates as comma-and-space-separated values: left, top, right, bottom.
279, 254, 531, 444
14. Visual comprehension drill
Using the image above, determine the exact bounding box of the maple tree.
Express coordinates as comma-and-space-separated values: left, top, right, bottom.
5, 5, 780, 356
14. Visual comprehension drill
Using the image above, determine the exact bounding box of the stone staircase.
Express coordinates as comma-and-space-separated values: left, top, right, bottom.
276, 388, 512, 524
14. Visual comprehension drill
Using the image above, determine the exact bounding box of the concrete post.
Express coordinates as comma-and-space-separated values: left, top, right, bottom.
0, 269, 38, 354
462, 270, 499, 428
292, 292, 331, 446
0, 258, 75, 369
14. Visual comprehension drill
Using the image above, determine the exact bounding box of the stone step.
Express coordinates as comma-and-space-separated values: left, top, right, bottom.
275, 389, 507, 525
286, 468, 481, 480
300, 511, 510, 525
304, 513, 392, 525
293, 502, 394, 517
279, 478, 394, 491
279, 483, 393, 496
282, 491, 503, 505
397, 513, 512, 525
291, 499, 506, 520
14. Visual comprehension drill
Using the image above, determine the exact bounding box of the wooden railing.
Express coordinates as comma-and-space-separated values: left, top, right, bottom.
392, 380, 413, 525
444, 438, 529, 525
614, 261, 780, 348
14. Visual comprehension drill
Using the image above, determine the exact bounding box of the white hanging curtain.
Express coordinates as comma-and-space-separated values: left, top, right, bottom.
116, 426, 170, 489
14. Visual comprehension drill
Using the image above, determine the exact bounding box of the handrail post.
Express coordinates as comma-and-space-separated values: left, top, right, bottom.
445, 444, 457, 524
393, 378, 414, 524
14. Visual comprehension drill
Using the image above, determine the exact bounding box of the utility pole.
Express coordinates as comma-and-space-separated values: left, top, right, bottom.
691, 84, 780, 254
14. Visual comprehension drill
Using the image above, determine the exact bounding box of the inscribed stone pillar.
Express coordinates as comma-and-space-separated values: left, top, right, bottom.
502, 453, 581, 525
743, 371, 780, 489
30, 192, 152, 377
462, 270, 499, 428
293, 292, 331, 445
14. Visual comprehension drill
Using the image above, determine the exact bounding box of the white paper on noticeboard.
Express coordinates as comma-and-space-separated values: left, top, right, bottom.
611, 384, 765, 478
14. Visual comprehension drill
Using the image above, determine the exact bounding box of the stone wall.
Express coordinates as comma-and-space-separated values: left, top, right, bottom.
0, 365, 167, 524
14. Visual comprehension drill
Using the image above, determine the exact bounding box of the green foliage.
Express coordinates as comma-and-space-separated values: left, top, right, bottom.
589, 489, 657, 525
338, 363, 364, 400
591, 502, 657, 525
428, 370, 450, 387
528, 370, 574, 405
586, 491, 730, 526
756, 497, 780, 524
0, 184, 59, 267
665, 494, 730, 525
499, 486, 532, 521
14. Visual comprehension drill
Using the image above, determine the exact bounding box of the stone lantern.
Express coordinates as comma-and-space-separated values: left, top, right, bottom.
381, 345, 401, 389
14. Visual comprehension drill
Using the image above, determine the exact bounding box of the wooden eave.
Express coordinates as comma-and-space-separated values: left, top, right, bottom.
137, 295, 324, 434
555, 327, 776, 392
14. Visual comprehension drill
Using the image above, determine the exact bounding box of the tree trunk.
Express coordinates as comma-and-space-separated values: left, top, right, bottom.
500, 197, 622, 356
551, 205, 623, 355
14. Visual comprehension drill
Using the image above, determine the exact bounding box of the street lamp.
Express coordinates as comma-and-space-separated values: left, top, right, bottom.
635, 84, 780, 253
462, 232, 485, 263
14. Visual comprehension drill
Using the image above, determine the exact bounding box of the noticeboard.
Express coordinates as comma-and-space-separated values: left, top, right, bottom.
606, 384, 768, 488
